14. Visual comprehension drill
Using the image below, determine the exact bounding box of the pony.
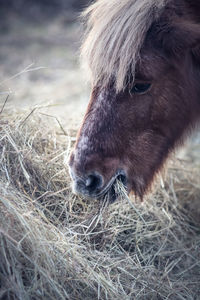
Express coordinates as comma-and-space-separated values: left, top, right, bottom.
69, 0, 200, 201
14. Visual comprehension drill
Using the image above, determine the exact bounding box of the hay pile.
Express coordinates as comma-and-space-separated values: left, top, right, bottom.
0, 114, 199, 300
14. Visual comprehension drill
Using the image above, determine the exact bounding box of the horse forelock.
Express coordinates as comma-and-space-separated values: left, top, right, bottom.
81, 0, 169, 92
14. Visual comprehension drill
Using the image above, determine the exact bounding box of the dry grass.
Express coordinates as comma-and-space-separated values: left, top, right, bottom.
0, 113, 200, 300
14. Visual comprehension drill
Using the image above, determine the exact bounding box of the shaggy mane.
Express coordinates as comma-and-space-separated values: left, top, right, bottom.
81, 0, 169, 92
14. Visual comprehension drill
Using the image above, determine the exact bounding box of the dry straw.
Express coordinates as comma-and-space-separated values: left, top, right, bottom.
0, 113, 200, 300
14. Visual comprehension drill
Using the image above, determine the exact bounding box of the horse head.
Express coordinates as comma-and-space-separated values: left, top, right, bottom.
69, 0, 200, 201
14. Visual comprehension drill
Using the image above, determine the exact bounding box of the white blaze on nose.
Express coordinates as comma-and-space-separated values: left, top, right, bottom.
78, 135, 89, 151
75, 135, 89, 160
74, 90, 111, 161
93, 91, 106, 109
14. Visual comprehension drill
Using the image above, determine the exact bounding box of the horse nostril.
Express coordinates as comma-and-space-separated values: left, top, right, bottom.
85, 174, 103, 192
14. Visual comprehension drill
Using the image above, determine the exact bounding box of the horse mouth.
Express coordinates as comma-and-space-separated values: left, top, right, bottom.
97, 172, 127, 202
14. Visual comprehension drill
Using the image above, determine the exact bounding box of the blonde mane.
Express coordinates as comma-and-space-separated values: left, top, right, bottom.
81, 0, 168, 92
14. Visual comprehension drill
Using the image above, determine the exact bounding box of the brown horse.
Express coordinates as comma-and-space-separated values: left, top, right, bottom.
69, 0, 200, 201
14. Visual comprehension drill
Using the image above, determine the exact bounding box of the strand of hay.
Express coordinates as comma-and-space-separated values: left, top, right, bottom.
0, 114, 199, 300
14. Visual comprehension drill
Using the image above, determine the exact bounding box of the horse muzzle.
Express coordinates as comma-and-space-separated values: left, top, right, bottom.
69, 167, 127, 202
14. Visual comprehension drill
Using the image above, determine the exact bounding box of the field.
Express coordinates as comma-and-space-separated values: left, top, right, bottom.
0, 4, 200, 300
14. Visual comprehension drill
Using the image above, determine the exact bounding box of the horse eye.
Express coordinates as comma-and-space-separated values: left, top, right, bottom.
130, 83, 151, 95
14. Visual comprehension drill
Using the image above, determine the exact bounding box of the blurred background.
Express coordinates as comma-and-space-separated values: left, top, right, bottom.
0, 0, 91, 130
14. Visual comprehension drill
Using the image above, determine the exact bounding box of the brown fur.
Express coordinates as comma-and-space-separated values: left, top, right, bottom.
69, 0, 200, 199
